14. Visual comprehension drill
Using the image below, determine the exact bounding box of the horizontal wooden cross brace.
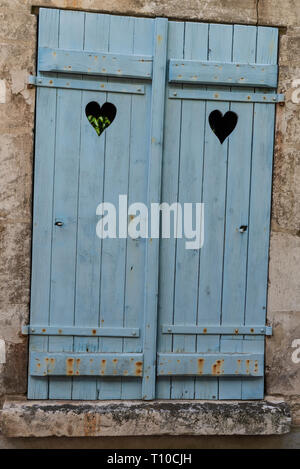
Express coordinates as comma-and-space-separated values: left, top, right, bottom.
38, 47, 153, 79
29, 352, 263, 377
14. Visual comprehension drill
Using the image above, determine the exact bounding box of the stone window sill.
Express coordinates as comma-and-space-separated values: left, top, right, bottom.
0, 398, 291, 437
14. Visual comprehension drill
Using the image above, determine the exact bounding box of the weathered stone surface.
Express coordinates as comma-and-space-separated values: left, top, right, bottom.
0, 11, 36, 42
138, 0, 257, 23
0, 133, 33, 220
0, 0, 298, 29
0, 41, 36, 75
290, 399, 300, 426
0, 222, 31, 305
272, 146, 300, 234
0, 399, 291, 437
0, 304, 28, 345
272, 42, 300, 232
0, 425, 300, 448
268, 233, 300, 312
266, 311, 300, 397
0, 344, 28, 397
279, 30, 300, 67
0, 97, 35, 133
258, 0, 300, 27
0, 0, 258, 24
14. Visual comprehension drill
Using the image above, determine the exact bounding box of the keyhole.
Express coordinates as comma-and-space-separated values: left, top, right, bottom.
239, 225, 248, 233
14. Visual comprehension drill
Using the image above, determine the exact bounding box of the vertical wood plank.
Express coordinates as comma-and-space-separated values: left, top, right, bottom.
48, 10, 85, 399
98, 15, 134, 399
142, 18, 168, 400
171, 22, 208, 399
195, 24, 233, 400
243, 27, 278, 399
28, 8, 59, 399
121, 17, 154, 399
156, 21, 184, 399
219, 25, 257, 399
72, 13, 110, 400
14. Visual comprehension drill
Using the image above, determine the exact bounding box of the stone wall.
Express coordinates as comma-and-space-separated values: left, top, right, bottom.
0, 0, 299, 445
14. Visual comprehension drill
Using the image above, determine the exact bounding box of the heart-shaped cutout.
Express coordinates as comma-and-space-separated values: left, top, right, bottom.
208, 110, 238, 144
86, 101, 117, 136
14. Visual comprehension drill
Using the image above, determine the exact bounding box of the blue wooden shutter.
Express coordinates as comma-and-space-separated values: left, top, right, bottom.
28, 8, 167, 400
27, 9, 280, 400
157, 22, 278, 400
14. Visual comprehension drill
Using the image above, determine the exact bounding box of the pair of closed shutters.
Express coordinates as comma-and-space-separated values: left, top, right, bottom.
27, 8, 279, 400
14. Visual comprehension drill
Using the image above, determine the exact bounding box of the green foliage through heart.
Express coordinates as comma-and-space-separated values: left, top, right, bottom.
85, 101, 117, 137
87, 114, 112, 136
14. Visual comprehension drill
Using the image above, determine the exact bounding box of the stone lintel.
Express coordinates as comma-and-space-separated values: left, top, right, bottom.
1, 399, 291, 437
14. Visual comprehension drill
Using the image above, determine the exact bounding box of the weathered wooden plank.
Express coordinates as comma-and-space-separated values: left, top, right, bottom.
48, 10, 85, 399
169, 59, 277, 88
98, 15, 135, 400
242, 337, 265, 398
71, 10, 110, 402
171, 22, 208, 400
219, 24, 257, 400
243, 27, 278, 399
195, 23, 233, 400
39, 47, 153, 79
156, 21, 184, 399
28, 7, 60, 399
30, 352, 143, 377
142, 18, 168, 400
121, 16, 154, 400
157, 353, 263, 377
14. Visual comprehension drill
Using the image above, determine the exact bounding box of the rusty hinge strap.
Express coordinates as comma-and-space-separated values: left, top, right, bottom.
22, 325, 139, 338
28, 75, 145, 95
169, 89, 285, 103
162, 325, 272, 336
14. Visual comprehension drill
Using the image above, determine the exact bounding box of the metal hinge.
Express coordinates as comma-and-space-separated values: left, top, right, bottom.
22, 325, 140, 338
169, 89, 285, 104
162, 325, 272, 336
28, 75, 145, 95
